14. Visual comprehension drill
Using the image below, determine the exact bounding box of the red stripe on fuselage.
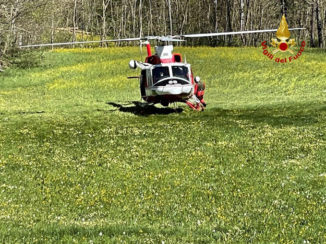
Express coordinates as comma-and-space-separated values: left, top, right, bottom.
160, 58, 174, 63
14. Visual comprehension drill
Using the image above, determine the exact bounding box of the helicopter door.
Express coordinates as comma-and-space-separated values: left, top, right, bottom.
140, 70, 147, 97
147, 69, 153, 87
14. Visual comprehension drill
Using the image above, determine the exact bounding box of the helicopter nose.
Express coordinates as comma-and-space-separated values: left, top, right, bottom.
129, 60, 137, 69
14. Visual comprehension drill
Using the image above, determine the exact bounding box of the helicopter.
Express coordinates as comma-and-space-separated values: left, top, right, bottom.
127, 38, 203, 110
20, 24, 304, 111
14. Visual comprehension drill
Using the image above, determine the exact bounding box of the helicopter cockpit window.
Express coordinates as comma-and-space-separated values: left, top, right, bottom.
153, 67, 170, 84
172, 66, 189, 80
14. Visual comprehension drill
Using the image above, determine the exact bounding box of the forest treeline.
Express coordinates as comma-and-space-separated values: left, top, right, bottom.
0, 0, 325, 56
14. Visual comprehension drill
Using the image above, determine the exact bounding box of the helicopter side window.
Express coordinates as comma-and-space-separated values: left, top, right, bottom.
172, 66, 189, 80
153, 67, 170, 84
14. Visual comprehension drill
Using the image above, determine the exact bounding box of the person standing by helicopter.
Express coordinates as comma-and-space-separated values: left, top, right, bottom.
194, 76, 206, 107
186, 76, 206, 111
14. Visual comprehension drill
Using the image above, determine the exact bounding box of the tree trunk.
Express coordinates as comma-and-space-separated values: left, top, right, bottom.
240, 0, 245, 45
316, 0, 323, 48
148, 0, 153, 36
3, 4, 15, 54
214, 0, 218, 32
226, 0, 232, 46
139, 0, 143, 38
168, 0, 173, 36
72, 0, 77, 47
324, 9, 326, 48
51, 0, 55, 50
244, 0, 250, 45
280, 0, 287, 17
180, 0, 189, 35
162, 0, 167, 36
310, 4, 315, 47
101, 0, 109, 47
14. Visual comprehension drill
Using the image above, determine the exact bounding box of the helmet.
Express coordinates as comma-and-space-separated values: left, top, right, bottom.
195, 76, 201, 83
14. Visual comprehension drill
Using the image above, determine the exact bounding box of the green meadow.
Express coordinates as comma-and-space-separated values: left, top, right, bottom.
0, 46, 326, 243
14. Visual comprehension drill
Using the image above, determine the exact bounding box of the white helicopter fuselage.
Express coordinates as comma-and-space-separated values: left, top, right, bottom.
130, 44, 195, 106
144, 62, 193, 96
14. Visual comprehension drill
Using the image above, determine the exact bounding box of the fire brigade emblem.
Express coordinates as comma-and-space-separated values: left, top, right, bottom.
271, 15, 296, 54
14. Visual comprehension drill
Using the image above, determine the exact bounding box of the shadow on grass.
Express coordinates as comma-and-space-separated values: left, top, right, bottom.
1, 223, 225, 242
207, 103, 325, 127
106, 101, 183, 116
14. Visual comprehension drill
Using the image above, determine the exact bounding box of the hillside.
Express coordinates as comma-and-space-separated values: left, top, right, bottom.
0, 47, 325, 242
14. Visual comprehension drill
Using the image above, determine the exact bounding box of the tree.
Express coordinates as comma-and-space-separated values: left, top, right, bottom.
101, 0, 110, 45
1, 0, 325, 54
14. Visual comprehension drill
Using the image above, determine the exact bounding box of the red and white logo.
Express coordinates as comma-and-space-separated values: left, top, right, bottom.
262, 15, 305, 63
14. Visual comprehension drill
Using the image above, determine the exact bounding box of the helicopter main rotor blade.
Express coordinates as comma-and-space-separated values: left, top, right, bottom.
20, 36, 184, 48
178, 28, 305, 38
20, 27, 305, 48
20, 37, 142, 48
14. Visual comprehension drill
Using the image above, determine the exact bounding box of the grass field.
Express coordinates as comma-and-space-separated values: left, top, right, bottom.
0, 46, 326, 243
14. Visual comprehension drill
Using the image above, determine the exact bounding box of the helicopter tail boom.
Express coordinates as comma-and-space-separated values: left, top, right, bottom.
146, 42, 152, 56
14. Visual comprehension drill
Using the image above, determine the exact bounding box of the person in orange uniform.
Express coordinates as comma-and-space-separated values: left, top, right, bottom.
185, 76, 206, 111
194, 76, 206, 107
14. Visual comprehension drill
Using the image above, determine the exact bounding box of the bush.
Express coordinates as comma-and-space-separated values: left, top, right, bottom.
7, 48, 44, 69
